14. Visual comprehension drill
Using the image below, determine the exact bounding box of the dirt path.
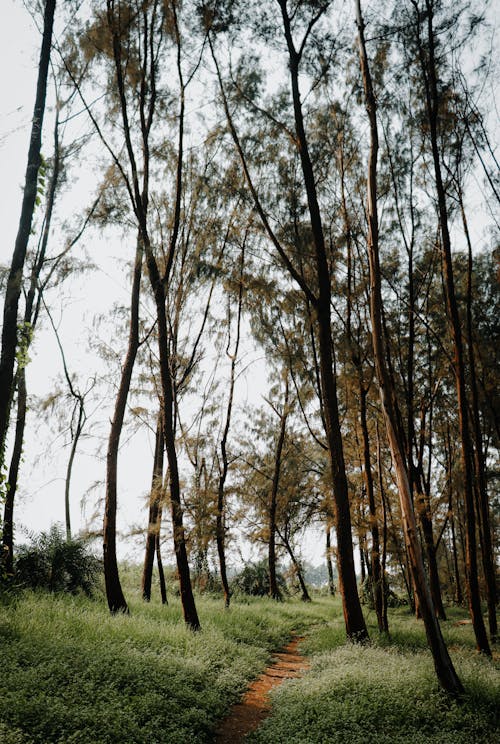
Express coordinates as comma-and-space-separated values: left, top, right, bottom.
214, 636, 309, 743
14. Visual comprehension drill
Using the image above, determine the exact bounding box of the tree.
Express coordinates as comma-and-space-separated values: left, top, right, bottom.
0, 0, 56, 489
355, 0, 463, 695
207, 0, 368, 641
407, 0, 490, 655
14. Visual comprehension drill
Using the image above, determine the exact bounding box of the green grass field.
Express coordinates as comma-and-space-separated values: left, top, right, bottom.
0, 581, 498, 743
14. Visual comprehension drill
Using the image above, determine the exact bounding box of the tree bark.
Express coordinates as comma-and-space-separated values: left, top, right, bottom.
0, 0, 56, 472
326, 526, 336, 596
461, 195, 497, 641
268, 379, 289, 601
216, 241, 245, 607
1, 370, 26, 576
104, 235, 143, 614
356, 0, 463, 695
142, 412, 165, 602
360, 385, 386, 631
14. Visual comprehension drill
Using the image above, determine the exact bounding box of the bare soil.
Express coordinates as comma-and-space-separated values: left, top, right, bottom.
214, 636, 309, 743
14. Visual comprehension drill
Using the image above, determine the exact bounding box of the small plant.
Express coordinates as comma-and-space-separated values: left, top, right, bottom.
14, 525, 101, 596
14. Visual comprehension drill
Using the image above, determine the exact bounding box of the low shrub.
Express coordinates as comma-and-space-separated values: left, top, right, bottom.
231, 560, 287, 597
14, 526, 101, 596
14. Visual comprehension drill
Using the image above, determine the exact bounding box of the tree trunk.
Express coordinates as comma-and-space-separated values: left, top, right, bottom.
142, 412, 165, 602
461, 195, 497, 641
416, 0, 490, 655
279, 1, 368, 640
0, 0, 56, 471
326, 527, 336, 596
145, 244, 200, 630
1, 370, 27, 576
360, 385, 385, 632
268, 379, 289, 601
356, 0, 463, 695
281, 534, 311, 602
216, 242, 245, 607
104, 235, 143, 614
155, 522, 167, 605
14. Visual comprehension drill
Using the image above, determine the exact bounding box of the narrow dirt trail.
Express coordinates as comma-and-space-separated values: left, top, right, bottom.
214, 636, 309, 743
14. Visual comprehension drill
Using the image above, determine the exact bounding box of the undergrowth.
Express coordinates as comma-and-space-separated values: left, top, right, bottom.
248, 605, 499, 744
0, 588, 326, 743
0, 581, 497, 743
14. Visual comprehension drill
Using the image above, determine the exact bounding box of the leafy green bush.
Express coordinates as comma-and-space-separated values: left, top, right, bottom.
231, 560, 287, 597
14, 526, 101, 596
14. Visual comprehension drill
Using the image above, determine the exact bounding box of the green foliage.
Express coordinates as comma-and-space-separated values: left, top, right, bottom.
15, 322, 33, 370
231, 560, 287, 597
14, 526, 101, 596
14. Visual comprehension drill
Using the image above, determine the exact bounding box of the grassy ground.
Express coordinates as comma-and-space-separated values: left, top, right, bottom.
248, 605, 499, 744
0, 581, 498, 743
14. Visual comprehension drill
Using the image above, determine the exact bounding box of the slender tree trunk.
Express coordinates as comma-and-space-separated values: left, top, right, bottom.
415, 0, 490, 655
461, 195, 497, 641
64, 403, 85, 541
145, 244, 200, 630
356, 0, 463, 694
360, 386, 385, 631
279, 1, 368, 640
2, 106, 64, 571
155, 521, 167, 605
326, 526, 336, 596
448, 461, 463, 606
142, 412, 165, 601
281, 534, 311, 602
104, 235, 143, 613
1, 370, 26, 575
378, 424, 389, 631
216, 242, 245, 607
0, 0, 56, 472
268, 379, 289, 601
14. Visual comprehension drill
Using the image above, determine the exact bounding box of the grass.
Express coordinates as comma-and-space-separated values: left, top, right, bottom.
0, 577, 498, 743
0, 583, 327, 744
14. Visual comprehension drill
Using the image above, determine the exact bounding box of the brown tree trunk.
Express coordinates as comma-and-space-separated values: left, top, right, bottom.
415, 0, 490, 655
104, 235, 143, 614
142, 412, 165, 601
360, 385, 385, 631
146, 245, 200, 629
216, 242, 245, 607
281, 533, 311, 602
326, 526, 336, 596
447, 442, 463, 606
155, 521, 167, 605
0, 0, 56, 471
279, 1, 368, 640
461, 195, 497, 641
356, 0, 463, 694
268, 379, 289, 601
1, 370, 26, 576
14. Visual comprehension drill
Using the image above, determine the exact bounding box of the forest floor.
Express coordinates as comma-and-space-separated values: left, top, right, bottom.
215, 635, 309, 742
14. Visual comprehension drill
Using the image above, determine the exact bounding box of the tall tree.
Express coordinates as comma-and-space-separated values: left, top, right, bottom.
409, 0, 490, 655
207, 0, 368, 641
355, 0, 463, 695
0, 0, 56, 481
